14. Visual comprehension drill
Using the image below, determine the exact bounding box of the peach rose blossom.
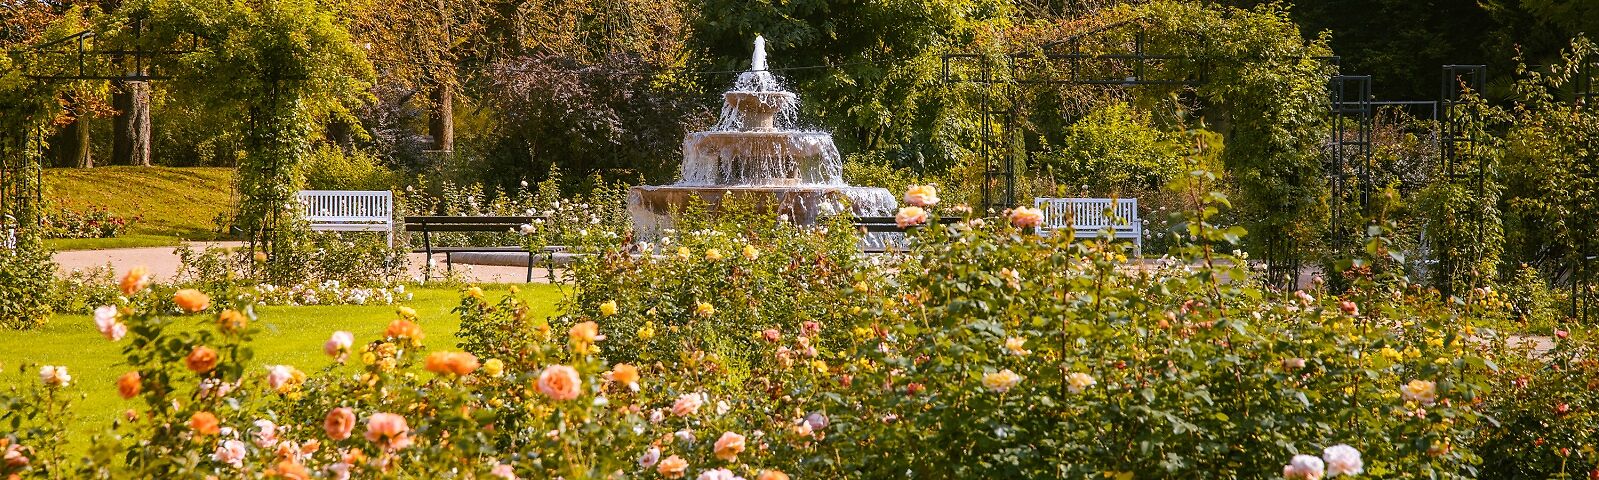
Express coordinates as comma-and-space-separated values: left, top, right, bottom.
713, 431, 746, 462
364, 413, 412, 451
252, 419, 279, 448
697, 468, 740, 480
190, 411, 221, 436
186, 346, 219, 373
1282, 454, 1326, 480
490, 462, 517, 479
672, 392, 705, 417
742, 245, 760, 261
757, 470, 790, 480
1009, 206, 1045, 229
324, 407, 356, 440
116, 371, 141, 399
904, 185, 940, 207
267, 365, 304, 393
895, 206, 928, 228
537, 365, 582, 401
569, 321, 604, 348
982, 369, 1022, 392
1401, 379, 1437, 406
269, 459, 311, 480
119, 266, 150, 296
705, 248, 724, 261
657, 455, 689, 479
1065, 372, 1096, 393
218, 309, 249, 333
173, 289, 210, 313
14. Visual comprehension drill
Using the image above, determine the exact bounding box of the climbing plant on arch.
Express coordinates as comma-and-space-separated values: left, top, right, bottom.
134, 0, 372, 277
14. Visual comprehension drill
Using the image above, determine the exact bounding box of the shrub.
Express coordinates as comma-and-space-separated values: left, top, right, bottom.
0, 235, 55, 329
39, 201, 137, 239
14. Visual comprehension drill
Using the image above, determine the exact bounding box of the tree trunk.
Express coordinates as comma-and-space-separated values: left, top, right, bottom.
50, 95, 93, 168
111, 80, 152, 166
429, 82, 453, 152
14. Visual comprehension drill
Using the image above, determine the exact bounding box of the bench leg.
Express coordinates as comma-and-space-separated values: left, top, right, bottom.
422, 231, 433, 282
526, 251, 534, 283
446, 252, 453, 273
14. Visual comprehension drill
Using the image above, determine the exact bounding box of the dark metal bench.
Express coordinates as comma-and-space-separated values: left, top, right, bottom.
404, 216, 554, 282
851, 216, 963, 253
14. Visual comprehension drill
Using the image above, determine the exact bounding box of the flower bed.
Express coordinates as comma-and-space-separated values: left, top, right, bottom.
1, 185, 1595, 479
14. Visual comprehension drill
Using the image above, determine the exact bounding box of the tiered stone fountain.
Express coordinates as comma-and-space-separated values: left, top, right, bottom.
628, 36, 897, 238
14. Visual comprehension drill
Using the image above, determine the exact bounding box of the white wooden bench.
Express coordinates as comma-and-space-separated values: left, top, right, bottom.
295, 190, 394, 246
1034, 197, 1142, 256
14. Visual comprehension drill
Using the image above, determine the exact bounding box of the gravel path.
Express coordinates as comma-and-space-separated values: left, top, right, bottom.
52, 242, 558, 284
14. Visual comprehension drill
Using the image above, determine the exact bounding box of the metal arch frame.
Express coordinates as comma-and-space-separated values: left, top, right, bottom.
940, 24, 1206, 212
1327, 75, 1373, 252
1436, 64, 1487, 299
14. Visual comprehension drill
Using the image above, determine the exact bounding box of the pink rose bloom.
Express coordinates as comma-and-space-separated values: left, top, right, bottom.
697, 468, 742, 480
364, 412, 413, 451
672, 392, 705, 417
639, 446, 661, 468
1009, 207, 1045, 229
490, 462, 517, 479
94, 306, 126, 341
1283, 454, 1326, 480
761, 329, 781, 343
252, 419, 278, 448
326, 462, 352, 480
537, 365, 582, 401
212, 439, 247, 467
267, 365, 296, 392
324, 331, 354, 359
904, 185, 940, 207
895, 206, 928, 228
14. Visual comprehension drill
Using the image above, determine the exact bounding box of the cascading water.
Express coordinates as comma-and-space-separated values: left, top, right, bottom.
629, 36, 898, 238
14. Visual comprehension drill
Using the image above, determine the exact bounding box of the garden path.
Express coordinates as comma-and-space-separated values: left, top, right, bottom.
51, 242, 556, 284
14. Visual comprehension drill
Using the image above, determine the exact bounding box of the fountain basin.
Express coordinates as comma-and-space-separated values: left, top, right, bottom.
680, 131, 843, 186
628, 184, 896, 239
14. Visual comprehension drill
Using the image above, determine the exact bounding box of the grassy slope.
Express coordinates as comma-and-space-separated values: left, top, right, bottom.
42, 167, 236, 246
0, 283, 563, 447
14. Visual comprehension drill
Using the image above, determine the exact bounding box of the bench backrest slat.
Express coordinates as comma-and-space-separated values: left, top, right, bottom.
296, 190, 392, 222
1033, 198, 1137, 229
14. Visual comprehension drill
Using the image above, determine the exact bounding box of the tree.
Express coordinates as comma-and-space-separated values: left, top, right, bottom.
690, 0, 1012, 171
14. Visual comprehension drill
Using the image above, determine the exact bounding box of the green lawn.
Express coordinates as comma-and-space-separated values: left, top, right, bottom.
43, 234, 186, 251
0, 283, 564, 447
43, 166, 237, 243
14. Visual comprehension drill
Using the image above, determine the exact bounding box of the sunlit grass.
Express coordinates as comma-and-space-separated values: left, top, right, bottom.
0, 283, 563, 449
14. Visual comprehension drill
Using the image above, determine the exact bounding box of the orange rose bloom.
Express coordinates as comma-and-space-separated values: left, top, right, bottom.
384, 319, 424, 341
268, 460, 310, 480
189, 411, 220, 435
116, 371, 141, 399
657, 455, 688, 479
119, 266, 150, 296
569, 321, 600, 344
609, 363, 639, 388
424, 351, 480, 376
185, 346, 219, 373
173, 289, 210, 313
757, 470, 790, 480
324, 407, 357, 440
217, 309, 248, 333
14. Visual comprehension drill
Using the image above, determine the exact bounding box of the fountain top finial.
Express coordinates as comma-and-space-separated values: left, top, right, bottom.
752, 35, 768, 72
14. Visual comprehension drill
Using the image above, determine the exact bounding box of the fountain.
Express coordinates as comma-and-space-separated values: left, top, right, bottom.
628, 36, 898, 238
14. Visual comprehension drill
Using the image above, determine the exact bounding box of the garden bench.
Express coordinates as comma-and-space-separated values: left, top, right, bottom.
1033, 197, 1142, 256
295, 190, 394, 246
852, 216, 963, 253
404, 215, 555, 282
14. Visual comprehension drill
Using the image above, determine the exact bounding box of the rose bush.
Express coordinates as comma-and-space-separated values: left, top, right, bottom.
0, 181, 1595, 478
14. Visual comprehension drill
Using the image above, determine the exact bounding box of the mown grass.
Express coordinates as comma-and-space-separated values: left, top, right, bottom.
43, 234, 186, 251
0, 283, 564, 448
43, 166, 236, 243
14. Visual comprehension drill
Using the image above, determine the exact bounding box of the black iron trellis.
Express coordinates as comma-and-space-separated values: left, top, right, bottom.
1327, 75, 1373, 252
1436, 65, 1487, 298
940, 23, 1205, 212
